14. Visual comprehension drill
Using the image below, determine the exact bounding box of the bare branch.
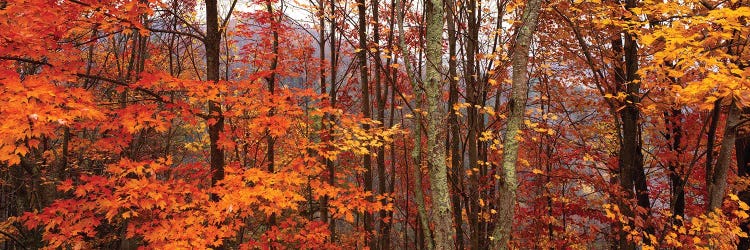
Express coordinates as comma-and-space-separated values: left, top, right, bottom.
148, 28, 205, 42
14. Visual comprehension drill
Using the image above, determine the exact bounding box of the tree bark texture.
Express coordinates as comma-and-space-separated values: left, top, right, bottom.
424, 0, 455, 248
490, 0, 542, 248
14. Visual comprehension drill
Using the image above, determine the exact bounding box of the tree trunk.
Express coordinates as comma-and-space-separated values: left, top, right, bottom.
665, 109, 685, 223
355, 0, 374, 246
706, 99, 722, 190
737, 107, 750, 250
317, 0, 330, 238
446, 1, 464, 248
614, 0, 652, 247
328, 0, 339, 240
205, 1, 225, 249
410, 96, 433, 250
265, 0, 279, 228
371, 0, 390, 247
205, 0, 224, 204
709, 100, 740, 210
424, 0, 454, 248
490, 0, 542, 248
381, 0, 398, 247
397, 0, 433, 247
462, 0, 482, 247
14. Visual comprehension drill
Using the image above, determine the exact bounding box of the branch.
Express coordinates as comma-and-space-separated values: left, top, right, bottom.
74, 29, 124, 47
74, 74, 166, 101
155, 9, 206, 38
0, 57, 130, 103
67, 0, 204, 42
74, 73, 210, 120
67, 0, 139, 27
0, 56, 52, 66
3, 60, 182, 115
0, 229, 27, 250
221, 0, 240, 30
147, 28, 205, 42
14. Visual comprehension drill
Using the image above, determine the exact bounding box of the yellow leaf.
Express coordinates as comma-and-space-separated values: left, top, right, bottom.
740, 201, 749, 211
735, 210, 749, 219
605, 209, 615, 219
519, 159, 530, 167
729, 193, 740, 201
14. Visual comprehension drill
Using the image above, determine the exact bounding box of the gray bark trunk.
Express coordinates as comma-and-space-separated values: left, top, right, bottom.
424, 0, 455, 248
709, 100, 740, 210
490, 0, 542, 248
397, 0, 433, 247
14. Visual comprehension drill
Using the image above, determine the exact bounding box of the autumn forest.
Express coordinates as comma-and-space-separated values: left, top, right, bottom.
0, 0, 749, 249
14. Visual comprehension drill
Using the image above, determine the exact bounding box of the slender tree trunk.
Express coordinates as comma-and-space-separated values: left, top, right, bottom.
612, 33, 631, 249
205, 0, 224, 203
490, 0, 542, 248
706, 99, 722, 189
446, 1, 464, 249
412, 107, 433, 250
737, 107, 750, 249
423, 0, 455, 248
615, 0, 652, 247
328, 0, 338, 240
317, 0, 331, 237
356, 0, 374, 246
709, 100, 740, 210
205, 1, 225, 249
381, 0, 398, 246
397, 0, 433, 246
462, 0, 482, 247
265, 0, 280, 228
709, 2, 745, 215
540, 79, 555, 244
371, 0, 390, 248
658, 58, 685, 225
665, 109, 685, 223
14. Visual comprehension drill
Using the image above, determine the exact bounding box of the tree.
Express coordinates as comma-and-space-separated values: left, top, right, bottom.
422, 0, 455, 247
491, 0, 543, 248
